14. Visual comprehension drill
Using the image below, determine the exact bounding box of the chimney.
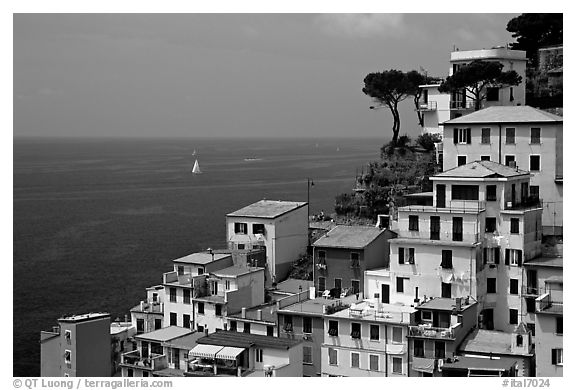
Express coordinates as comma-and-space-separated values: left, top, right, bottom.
455, 297, 462, 311
124, 314, 129, 323
257, 310, 262, 321
241, 307, 246, 318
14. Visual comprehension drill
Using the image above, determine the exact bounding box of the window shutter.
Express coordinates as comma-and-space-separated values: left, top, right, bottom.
505, 249, 510, 265
398, 248, 404, 264
453, 128, 458, 144
466, 128, 472, 144
518, 250, 523, 266
483, 248, 487, 264
494, 247, 500, 264
552, 349, 557, 365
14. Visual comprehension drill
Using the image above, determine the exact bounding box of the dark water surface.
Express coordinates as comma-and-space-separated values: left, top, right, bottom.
13, 136, 381, 376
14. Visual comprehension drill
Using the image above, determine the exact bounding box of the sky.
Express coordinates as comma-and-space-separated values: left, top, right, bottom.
13, 13, 521, 139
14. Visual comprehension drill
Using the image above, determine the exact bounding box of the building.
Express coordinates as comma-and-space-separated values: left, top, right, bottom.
533, 266, 563, 376
171, 251, 233, 277
119, 326, 195, 377
40, 313, 111, 377
385, 161, 542, 332
313, 225, 396, 297
457, 325, 534, 376
407, 297, 478, 377
226, 200, 309, 283
442, 105, 563, 235
130, 285, 165, 335
187, 330, 303, 377
440, 355, 520, 377
321, 300, 415, 377
448, 47, 527, 116
110, 321, 137, 375
416, 83, 451, 137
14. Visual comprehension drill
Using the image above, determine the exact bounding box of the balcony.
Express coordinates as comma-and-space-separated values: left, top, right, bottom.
522, 285, 542, 297
131, 301, 163, 314
400, 200, 486, 214
536, 292, 563, 315
408, 323, 461, 340
503, 197, 542, 211
450, 100, 475, 110
120, 351, 167, 371
416, 101, 437, 111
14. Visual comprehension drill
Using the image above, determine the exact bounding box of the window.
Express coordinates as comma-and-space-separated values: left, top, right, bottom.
481, 155, 491, 161
414, 339, 424, 358
170, 312, 177, 326
351, 280, 360, 294
435, 341, 446, 359
370, 324, 380, 341
183, 314, 191, 329
351, 352, 360, 368
136, 319, 144, 333
215, 304, 222, 316
409, 215, 419, 231
392, 357, 403, 374
552, 349, 563, 365
234, 222, 247, 234
127, 369, 133, 377
441, 282, 451, 298
317, 250, 326, 264
516, 334, 523, 347
237, 244, 245, 250
210, 281, 218, 295
408, 248, 415, 264
441, 250, 453, 269
177, 265, 184, 275
422, 311, 432, 321
328, 320, 339, 336
142, 371, 149, 377
303, 317, 312, 334
183, 289, 191, 304
267, 325, 274, 337
453, 128, 471, 144
556, 317, 563, 335
511, 218, 520, 234
350, 252, 360, 268
526, 323, 536, 337
509, 87, 514, 101
396, 277, 405, 293
530, 155, 540, 171
457, 155, 467, 166
197, 302, 204, 314
452, 217, 463, 241
486, 185, 497, 201
318, 277, 326, 292
256, 348, 263, 363
334, 278, 342, 290
452, 185, 479, 200
64, 349, 71, 364
229, 320, 237, 331
530, 185, 539, 198
505, 249, 523, 266
169, 288, 177, 303
197, 268, 204, 275
526, 298, 536, 314
481, 128, 491, 144
283, 315, 293, 332
154, 319, 162, 330
531, 128, 541, 144
486, 87, 499, 101
392, 327, 403, 343
430, 216, 440, 240
369, 355, 379, 371
485, 217, 497, 233
487, 278, 497, 294
225, 280, 231, 290
243, 322, 251, 334
351, 323, 361, 339
510, 309, 518, 325
506, 128, 515, 144
303, 346, 312, 364
328, 348, 338, 366
505, 155, 516, 167
510, 279, 519, 295
398, 247, 404, 264
252, 223, 265, 234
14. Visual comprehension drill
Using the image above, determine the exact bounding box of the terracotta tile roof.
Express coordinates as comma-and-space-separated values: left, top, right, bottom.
434, 160, 529, 178
227, 200, 306, 219
443, 105, 563, 125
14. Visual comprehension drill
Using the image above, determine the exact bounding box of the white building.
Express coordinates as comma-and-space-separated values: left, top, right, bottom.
226, 200, 309, 283
416, 84, 451, 137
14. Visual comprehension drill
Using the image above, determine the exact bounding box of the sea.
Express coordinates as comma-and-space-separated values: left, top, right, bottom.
13, 136, 383, 376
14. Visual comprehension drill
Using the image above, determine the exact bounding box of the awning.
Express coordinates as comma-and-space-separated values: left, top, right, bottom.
189, 344, 223, 359
386, 343, 405, 355
216, 346, 245, 361
412, 357, 435, 374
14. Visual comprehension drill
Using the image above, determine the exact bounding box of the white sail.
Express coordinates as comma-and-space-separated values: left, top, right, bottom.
192, 159, 202, 174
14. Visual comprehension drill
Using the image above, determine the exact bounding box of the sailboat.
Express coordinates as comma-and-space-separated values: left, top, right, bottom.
192, 149, 197, 156
192, 159, 202, 174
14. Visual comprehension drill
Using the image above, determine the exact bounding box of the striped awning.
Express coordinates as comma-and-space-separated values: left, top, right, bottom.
412, 357, 436, 374
215, 346, 245, 361
189, 344, 223, 359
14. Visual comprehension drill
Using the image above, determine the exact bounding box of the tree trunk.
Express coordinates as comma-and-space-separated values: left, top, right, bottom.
391, 103, 400, 144
414, 95, 424, 127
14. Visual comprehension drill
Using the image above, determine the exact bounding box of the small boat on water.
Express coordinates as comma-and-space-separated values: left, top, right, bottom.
192, 159, 202, 174
192, 149, 197, 156
244, 157, 263, 162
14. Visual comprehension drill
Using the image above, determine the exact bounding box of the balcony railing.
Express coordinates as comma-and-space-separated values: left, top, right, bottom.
522, 285, 542, 296
416, 101, 437, 111
536, 293, 563, 314
121, 351, 167, 371
504, 197, 543, 211
408, 323, 461, 340
450, 100, 475, 109
400, 200, 486, 214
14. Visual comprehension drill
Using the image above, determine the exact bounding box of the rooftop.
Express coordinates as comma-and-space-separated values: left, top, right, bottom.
443, 106, 562, 125
450, 47, 527, 62
227, 200, 307, 219
211, 265, 264, 278
279, 297, 347, 315
163, 332, 204, 350
197, 329, 301, 350
172, 252, 231, 265
313, 225, 388, 249
110, 322, 135, 336
417, 297, 476, 312
58, 312, 110, 323
275, 279, 314, 294
328, 300, 415, 324
443, 355, 519, 371
227, 304, 277, 323
434, 160, 529, 179
135, 326, 193, 343
458, 329, 533, 357
524, 257, 563, 268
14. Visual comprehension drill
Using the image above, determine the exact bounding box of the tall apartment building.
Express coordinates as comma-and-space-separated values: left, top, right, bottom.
130, 285, 165, 334
442, 106, 563, 236
40, 313, 111, 376
226, 200, 309, 283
